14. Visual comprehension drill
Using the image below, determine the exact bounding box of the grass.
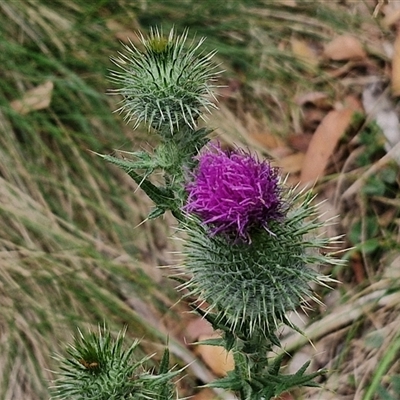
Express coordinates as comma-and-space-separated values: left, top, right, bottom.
0, 1, 190, 398
0, 0, 399, 399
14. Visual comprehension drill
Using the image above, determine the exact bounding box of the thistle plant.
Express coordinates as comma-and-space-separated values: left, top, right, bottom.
182, 147, 334, 335
52, 27, 344, 399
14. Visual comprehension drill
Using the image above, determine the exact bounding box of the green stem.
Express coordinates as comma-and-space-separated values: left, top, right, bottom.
100, 154, 184, 220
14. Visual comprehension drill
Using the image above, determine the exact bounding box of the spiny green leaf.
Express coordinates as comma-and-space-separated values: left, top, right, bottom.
206, 371, 242, 391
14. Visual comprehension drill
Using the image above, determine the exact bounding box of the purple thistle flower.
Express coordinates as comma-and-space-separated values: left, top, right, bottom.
184, 144, 284, 240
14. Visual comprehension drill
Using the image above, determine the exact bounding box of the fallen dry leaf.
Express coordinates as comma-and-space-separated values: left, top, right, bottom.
10, 81, 54, 115
324, 35, 366, 61
196, 334, 234, 377
300, 108, 355, 184
392, 33, 400, 96
291, 38, 318, 69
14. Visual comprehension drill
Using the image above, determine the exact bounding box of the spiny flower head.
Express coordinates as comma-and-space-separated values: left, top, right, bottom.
51, 326, 180, 400
184, 144, 284, 240
110, 27, 220, 136
180, 189, 342, 336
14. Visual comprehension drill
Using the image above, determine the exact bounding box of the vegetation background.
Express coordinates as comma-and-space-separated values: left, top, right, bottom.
0, 0, 399, 399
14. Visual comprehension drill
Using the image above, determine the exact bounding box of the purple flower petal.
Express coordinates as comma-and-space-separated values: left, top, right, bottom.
184, 144, 284, 239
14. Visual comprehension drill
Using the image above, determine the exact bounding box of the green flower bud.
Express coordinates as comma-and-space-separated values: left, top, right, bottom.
51, 326, 180, 400
110, 27, 220, 136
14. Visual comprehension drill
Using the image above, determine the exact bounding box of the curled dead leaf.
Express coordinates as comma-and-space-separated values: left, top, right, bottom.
10, 81, 54, 115
324, 35, 366, 61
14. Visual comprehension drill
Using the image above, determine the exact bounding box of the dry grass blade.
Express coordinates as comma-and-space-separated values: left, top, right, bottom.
0, 2, 189, 397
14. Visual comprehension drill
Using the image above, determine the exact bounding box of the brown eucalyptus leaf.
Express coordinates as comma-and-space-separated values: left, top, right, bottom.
300, 108, 354, 184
